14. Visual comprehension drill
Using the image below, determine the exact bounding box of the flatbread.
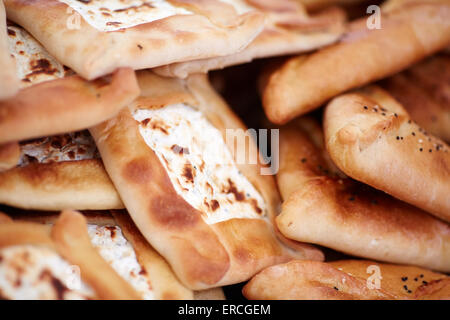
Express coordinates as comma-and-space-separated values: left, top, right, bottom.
9, 209, 225, 300
324, 86, 450, 223
0, 210, 141, 299
243, 260, 450, 300
0, 1, 19, 100
154, 2, 346, 78
261, 0, 450, 124
380, 54, 450, 142
0, 24, 140, 144
0, 131, 124, 211
90, 71, 323, 290
4, 0, 265, 80
275, 117, 450, 272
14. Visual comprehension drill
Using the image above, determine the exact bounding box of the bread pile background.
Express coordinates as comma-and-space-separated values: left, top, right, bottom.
0, 0, 448, 300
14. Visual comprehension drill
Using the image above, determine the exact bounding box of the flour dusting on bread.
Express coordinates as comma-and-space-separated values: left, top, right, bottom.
59, 0, 192, 32
7, 25, 66, 88
87, 224, 154, 300
133, 103, 267, 225
0, 245, 94, 300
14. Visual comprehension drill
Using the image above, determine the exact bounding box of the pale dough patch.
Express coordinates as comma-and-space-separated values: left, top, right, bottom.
133, 103, 267, 225
59, 0, 192, 32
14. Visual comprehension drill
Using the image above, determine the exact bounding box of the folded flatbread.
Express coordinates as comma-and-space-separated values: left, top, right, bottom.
0, 210, 141, 299
4, 0, 265, 80
324, 86, 450, 223
243, 260, 450, 300
90, 71, 323, 290
0, 131, 123, 211
380, 53, 450, 142
154, 1, 346, 78
261, 0, 450, 124
0, 23, 140, 145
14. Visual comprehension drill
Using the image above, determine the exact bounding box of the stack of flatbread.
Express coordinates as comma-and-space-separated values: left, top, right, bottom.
0, 0, 448, 300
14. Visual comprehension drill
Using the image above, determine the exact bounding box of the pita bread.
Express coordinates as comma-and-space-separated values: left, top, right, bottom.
154, 2, 346, 78
0, 2, 19, 100
0, 210, 141, 299
276, 117, 450, 272
0, 131, 124, 211
261, 0, 450, 124
324, 86, 450, 223
243, 260, 450, 300
90, 71, 323, 290
0, 24, 140, 145
380, 54, 450, 142
4, 0, 264, 80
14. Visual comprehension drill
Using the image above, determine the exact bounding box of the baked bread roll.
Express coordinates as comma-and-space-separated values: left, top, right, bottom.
154, 1, 346, 78
261, 0, 450, 124
276, 117, 450, 272
90, 71, 323, 290
324, 86, 450, 223
0, 210, 141, 299
4, 0, 264, 80
0, 1, 19, 100
0, 24, 140, 145
0, 131, 123, 211
380, 54, 450, 142
243, 260, 450, 300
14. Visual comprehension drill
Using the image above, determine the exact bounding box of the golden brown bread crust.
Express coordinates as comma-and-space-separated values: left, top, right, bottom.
0, 1, 19, 100
380, 54, 450, 142
4, 0, 264, 80
261, 1, 450, 124
8, 209, 196, 300
153, 5, 346, 78
243, 260, 450, 300
0, 159, 124, 211
276, 117, 450, 272
324, 86, 450, 223
328, 260, 450, 300
90, 71, 322, 290
0, 210, 141, 299
0, 142, 20, 172
0, 68, 140, 144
